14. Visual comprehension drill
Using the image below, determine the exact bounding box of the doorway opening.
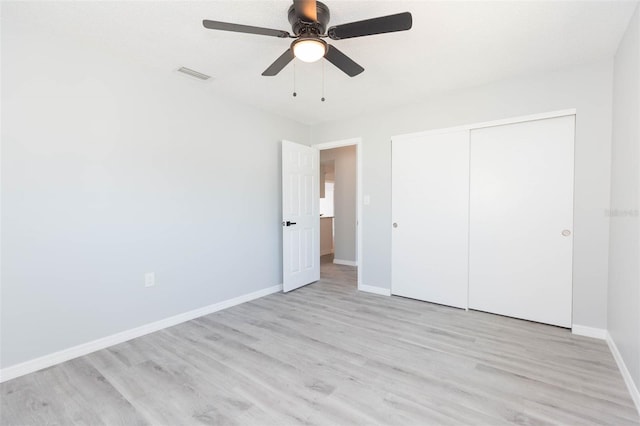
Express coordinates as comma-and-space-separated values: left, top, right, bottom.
314, 138, 362, 289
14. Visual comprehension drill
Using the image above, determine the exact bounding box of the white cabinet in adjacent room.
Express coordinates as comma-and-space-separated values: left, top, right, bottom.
320, 217, 334, 256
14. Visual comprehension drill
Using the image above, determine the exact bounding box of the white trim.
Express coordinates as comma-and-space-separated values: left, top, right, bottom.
320, 249, 334, 256
333, 258, 357, 266
0, 284, 282, 383
358, 284, 391, 296
571, 325, 608, 340
391, 109, 577, 142
313, 138, 363, 290
313, 138, 361, 150
606, 331, 640, 415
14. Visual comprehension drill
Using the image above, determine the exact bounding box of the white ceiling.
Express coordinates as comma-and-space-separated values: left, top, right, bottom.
6, 1, 638, 125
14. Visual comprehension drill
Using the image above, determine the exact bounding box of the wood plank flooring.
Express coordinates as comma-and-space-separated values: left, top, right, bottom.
2, 257, 638, 425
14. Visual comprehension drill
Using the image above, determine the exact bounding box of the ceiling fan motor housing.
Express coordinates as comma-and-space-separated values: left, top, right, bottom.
288, 1, 330, 35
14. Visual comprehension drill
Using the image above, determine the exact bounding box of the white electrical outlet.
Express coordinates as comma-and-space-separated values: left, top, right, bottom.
145, 272, 155, 287
364, 195, 371, 205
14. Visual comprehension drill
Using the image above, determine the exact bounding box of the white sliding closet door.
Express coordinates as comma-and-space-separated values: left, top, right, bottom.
468, 116, 575, 327
392, 131, 469, 309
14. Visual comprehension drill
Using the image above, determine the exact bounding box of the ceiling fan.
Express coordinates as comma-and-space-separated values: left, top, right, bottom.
203, 0, 412, 77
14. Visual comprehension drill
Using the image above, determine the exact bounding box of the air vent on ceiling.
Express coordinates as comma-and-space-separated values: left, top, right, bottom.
177, 67, 211, 81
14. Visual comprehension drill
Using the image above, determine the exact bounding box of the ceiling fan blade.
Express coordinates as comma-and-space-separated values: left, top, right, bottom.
327, 12, 412, 40
294, 0, 317, 22
203, 20, 290, 38
262, 49, 295, 76
324, 45, 364, 77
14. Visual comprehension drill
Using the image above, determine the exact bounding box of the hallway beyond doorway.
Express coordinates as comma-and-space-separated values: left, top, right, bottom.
321, 254, 357, 287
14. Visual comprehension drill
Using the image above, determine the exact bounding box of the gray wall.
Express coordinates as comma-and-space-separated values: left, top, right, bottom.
320, 146, 357, 262
311, 60, 614, 329
1, 16, 308, 368
609, 3, 640, 398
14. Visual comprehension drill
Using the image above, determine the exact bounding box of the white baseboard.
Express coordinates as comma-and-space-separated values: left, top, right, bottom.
571, 324, 608, 339
606, 331, 640, 415
0, 284, 283, 383
358, 284, 391, 296
333, 259, 357, 267
320, 249, 334, 256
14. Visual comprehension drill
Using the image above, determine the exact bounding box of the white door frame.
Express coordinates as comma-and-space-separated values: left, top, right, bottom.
313, 138, 363, 290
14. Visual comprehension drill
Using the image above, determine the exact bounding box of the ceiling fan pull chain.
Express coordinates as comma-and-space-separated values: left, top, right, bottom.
293, 59, 297, 97
321, 59, 326, 102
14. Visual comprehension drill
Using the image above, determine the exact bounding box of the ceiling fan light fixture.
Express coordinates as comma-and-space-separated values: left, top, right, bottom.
292, 38, 327, 63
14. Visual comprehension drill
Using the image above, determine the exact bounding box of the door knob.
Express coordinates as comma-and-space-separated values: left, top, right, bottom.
393, 223, 398, 228
282, 221, 297, 227
562, 230, 571, 236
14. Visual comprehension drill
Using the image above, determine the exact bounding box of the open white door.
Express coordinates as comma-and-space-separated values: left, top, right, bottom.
282, 140, 320, 292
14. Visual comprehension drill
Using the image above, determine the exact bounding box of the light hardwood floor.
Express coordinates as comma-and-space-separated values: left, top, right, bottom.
2, 258, 638, 425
